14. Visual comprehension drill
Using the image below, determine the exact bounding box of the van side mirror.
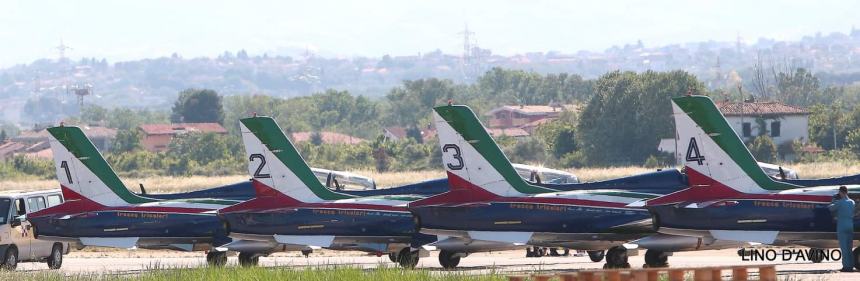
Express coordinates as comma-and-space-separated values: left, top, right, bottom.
10, 216, 23, 227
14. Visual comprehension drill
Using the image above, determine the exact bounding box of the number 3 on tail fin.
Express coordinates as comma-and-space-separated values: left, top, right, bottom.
443, 144, 464, 170
685, 137, 705, 165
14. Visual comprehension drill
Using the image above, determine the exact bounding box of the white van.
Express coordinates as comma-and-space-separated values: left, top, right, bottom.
0, 189, 70, 270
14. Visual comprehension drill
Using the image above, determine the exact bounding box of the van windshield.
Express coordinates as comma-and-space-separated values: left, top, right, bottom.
0, 198, 10, 225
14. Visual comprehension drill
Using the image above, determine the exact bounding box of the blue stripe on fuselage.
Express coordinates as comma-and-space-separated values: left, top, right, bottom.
222, 208, 416, 237
29, 211, 227, 243
412, 202, 650, 234
649, 200, 839, 232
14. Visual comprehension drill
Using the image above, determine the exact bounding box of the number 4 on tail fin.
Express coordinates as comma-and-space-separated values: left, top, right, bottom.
685, 137, 705, 165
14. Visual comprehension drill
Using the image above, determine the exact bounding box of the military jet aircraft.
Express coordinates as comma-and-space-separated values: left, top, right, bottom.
217, 116, 433, 267
647, 95, 859, 267
407, 104, 741, 269
26, 126, 239, 266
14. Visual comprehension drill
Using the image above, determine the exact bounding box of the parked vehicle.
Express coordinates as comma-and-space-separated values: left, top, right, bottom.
0, 189, 70, 270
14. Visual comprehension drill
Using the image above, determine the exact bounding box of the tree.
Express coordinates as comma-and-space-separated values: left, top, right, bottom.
112, 129, 142, 153
310, 132, 323, 146
535, 116, 577, 159
0, 130, 5, 142
385, 79, 456, 126
171, 89, 225, 124
748, 136, 777, 162
846, 129, 860, 156
577, 70, 705, 165
405, 126, 423, 143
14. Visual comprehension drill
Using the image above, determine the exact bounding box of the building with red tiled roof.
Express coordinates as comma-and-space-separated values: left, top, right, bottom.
291, 132, 366, 145
485, 104, 578, 128
714, 101, 809, 146
11, 125, 117, 153
716, 101, 809, 117
138, 123, 227, 152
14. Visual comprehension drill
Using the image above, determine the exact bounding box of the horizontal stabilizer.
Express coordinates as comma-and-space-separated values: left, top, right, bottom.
80, 237, 139, 249
273, 235, 335, 248
709, 230, 778, 244
467, 231, 532, 244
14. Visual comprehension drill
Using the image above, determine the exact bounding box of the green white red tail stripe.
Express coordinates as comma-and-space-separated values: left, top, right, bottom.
48, 126, 154, 206
433, 105, 555, 197
239, 117, 353, 202
671, 96, 799, 193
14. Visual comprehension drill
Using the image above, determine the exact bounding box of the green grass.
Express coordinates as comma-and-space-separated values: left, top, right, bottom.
4, 266, 507, 281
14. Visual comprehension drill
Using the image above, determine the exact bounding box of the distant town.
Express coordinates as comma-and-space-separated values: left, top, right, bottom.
2, 27, 860, 126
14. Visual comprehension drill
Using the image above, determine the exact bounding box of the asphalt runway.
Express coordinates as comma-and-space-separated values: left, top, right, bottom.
12, 249, 857, 280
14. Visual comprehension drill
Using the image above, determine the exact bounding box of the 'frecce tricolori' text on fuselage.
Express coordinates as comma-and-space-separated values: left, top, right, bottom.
407, 104, 742, 269
216, 116, 433, 267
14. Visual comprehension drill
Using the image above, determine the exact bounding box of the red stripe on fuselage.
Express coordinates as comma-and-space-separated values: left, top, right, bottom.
646, 168, 831, 206
409, 171, 633, 209
218, 179, 408, 214
29, 186, 215, 219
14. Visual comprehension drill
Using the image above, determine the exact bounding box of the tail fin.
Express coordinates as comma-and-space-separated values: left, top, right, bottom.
432, 105, 554, 197
671, 96, 797, 193
239, 116, 352, 202
47, 126, 153, 206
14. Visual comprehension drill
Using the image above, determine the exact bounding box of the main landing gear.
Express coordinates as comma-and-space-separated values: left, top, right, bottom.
438, 250, 462, 269
853, 247, 860, 270
644, 249, 669, 268
238, 252, 261, 267
206, 251, 227, 267
394, 247, 419, 268
603, 246, 630, 269
587, 250, 605, 262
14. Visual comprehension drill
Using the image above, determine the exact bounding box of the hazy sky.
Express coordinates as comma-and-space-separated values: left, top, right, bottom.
1, 0, 858, 67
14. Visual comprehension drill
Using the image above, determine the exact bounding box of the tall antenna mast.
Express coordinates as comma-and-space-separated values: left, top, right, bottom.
55, 39, 73, 61
457, 24, 478, 80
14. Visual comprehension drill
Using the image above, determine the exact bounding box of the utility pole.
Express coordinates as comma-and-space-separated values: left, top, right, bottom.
54, 39, 72, 61
457, 24, 478, 81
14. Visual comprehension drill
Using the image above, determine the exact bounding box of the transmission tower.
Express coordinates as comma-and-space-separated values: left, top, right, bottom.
54, 39, 73, 61
458, 24, 479, 80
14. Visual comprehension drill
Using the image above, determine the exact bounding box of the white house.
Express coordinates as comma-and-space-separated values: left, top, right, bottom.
659, 100, 809, 160
715, 101, 809, 146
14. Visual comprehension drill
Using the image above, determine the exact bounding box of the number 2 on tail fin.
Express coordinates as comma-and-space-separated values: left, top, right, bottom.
685, 137, 705, 165
249, 154, 271, 178
443, 144, 464, 170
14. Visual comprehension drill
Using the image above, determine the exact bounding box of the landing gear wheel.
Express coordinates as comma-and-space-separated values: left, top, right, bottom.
535, 247, 546, 257
644, 249, 669, 268
853, 247, 860, 270
238, 252, 260, 267
1, 247, 17, 270
562, 249, 570, 256
587, 250, 605, 262
604, 246, 629, 269
525, 248, 535, 257
809, 248, 825, 263
396, 247, 419, 269
388, 252, 397, 263
438, 250, 461, 269
301, 249, 312, 257
206, 251, 227, 267
46, 243, 63, 269
550, 248, 561, 257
